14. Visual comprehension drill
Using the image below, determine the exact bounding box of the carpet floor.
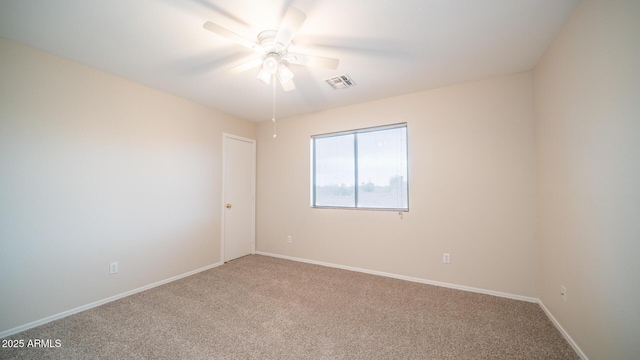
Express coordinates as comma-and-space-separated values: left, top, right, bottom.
1, 255, 578, 359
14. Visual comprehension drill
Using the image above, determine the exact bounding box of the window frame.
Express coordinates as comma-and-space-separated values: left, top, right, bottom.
310, 123, 409, 212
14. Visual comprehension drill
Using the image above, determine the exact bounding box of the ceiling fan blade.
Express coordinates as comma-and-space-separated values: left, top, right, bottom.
224, 58, 264, 75
203, 21, 262, 52
274, 7, 306, 50
279, 77, 296, 92
284, 53, 339, 69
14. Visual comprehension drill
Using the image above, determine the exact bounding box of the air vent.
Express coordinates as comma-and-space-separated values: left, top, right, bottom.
325, 74, 356, 90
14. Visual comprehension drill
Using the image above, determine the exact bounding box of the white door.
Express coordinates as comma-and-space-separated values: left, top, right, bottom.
222, 134, 255, 262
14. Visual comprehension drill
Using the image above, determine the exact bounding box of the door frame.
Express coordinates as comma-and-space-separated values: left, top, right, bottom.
221, 133, 256, 262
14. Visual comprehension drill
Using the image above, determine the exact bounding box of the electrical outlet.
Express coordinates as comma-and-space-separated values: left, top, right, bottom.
109, 261, 118, 275
442, 252, 451, 264
560, 285, 566, 302
287, 235, 292, 244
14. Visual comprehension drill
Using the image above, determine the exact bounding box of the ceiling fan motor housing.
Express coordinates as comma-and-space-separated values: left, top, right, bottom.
258, 30, 285, 53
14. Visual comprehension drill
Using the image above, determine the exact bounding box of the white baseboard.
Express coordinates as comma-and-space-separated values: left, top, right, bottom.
0, 262, 223, 339
255, 251, 538, 303
538, 300, 588, 360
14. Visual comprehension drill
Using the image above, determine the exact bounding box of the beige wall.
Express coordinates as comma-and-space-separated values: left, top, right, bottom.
257, 72, 538, 298
0, 38, 255, 333
534, 0, 640, 358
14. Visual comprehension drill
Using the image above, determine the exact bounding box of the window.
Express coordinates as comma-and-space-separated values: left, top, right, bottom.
311, 123, 408, 211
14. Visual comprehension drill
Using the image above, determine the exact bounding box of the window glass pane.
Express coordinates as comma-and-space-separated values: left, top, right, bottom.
356, 127, 408, 209
311, 124, 408, 210
314, 134, 355, 207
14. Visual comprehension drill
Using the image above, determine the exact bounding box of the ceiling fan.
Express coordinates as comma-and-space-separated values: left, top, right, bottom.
203, 6, 340, 92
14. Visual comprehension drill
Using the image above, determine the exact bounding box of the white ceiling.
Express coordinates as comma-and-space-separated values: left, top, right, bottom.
0, 0, 580, 122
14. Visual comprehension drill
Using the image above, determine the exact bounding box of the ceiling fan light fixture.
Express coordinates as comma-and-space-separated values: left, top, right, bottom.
277, 64, 294, 84
256, 68, 272, 84
262, 54, 279, 74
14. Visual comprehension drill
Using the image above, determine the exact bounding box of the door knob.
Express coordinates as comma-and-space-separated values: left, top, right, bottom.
226, 203, 232, 209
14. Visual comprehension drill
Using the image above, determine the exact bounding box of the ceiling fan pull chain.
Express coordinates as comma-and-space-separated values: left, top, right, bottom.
272, 75, 277, 138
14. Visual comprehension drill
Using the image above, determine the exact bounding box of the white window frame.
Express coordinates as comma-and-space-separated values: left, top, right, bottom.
310, 123, 409, 211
